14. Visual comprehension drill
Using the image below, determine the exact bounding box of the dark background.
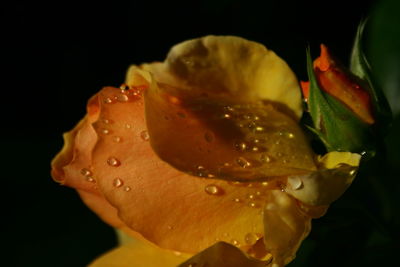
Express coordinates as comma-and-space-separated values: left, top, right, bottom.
2, 0, 400, 266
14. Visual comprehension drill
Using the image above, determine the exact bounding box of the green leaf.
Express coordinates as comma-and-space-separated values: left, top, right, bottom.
350, 20, 392, 135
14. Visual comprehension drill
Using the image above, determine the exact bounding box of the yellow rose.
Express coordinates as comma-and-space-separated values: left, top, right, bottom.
51, 36, 360, 266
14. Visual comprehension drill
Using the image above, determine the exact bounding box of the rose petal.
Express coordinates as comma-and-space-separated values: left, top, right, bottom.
178, 242, 271, 267
128, 36, 303, 120
89, 86, 294, 256
143, 79, 317, 182
285, 152, 361, 206
51, 95, 101, 193
263, 190, 311, 266
89, 231, 190, 267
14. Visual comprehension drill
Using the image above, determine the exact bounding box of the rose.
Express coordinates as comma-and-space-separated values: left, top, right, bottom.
51, 36, 360, 267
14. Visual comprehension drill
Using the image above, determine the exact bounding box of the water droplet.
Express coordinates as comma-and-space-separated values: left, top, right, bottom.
275, 140, 281, 145
287, 133, 295, 138
349, 169, 356, 176
223, 106, 235, 112
101, 128, 110, 135
283, 159, 288, 164
86, 176, 95, 183
288, 176, 303, 190
260, 154, 271, 163
107, 157, 121, 167
248, 201, 259, 208
233, 198, 241, 203
117, 94, 129, 102
261, 181, 269, 186
230, 239, 240, 246
266, 203, 277, 211
124, 186, 131, 192
104, 97, 113, 104
251, 146, 259, 152
204, 132, 214, 143
236, 157, 251, 168
103, 119, 110, 124
277, 152, 283, 157
80, 168, 92, 177
254, 126, 264, 132
253, 116, 260, 121
235, 142, 247, 152
113, 136, 122, 143
244, 233, 258, 245
204, 184, 223, 195
120, 84, 130, 91
197, 165, 205, 170
125, 123, 132, 129
256, 191, 262, 196
140, 130, 149, 141
223, 113, 231, 119
247, 194, 255, 199
113, 178, 123, 188
187, 263, 197, 267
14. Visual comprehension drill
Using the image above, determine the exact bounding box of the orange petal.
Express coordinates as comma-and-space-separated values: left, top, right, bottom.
142, 77, 316, 182
313, 44, 374, 124
300, 81, 310, 100
88, 86, 299, 257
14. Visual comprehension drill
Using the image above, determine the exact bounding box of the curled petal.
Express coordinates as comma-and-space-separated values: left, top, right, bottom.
126, 67, 316, 182
263, 190, 311, 266
285, 152, 361, 206
128, 36, 303, 120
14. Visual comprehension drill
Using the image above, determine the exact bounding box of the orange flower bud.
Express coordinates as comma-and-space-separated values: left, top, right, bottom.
301, 44, 374, 124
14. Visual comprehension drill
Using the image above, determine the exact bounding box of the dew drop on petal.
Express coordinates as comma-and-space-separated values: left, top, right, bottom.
80, 168, 92, 177
248, 201, 259, 208
204, 184, 223, 196
107, 157, 121, 167
124, 186, 131, 192
260, 154, 271, 163
117, 94, 129, 102
125, 124, 132, 129
104, 97, 113, 104
230, 239, 240, 247
86, 176, 95, 183
101, 128, 110, 135
247, 194, 255, 199
236, 157, 251, 168
261, 181, 269, 186
235, 142, 247, 152
103, 119, 110, 124
223, 113, 231, 119
113, 178, 123, 188
233, 198, 241, 203
140, 130, 149, 141
112, 136, 122, 143
288, 176, 303, 190
244, 233, 258, 245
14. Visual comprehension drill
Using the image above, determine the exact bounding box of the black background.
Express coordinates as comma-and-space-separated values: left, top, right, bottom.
2, 0, 400, 266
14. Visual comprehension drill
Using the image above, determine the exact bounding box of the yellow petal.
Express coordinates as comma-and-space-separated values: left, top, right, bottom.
178, 242, 271, 267
89, 231, 190, 267
127, 35, 303, 119
263, 190, 311, 266
285, 152, 361, 206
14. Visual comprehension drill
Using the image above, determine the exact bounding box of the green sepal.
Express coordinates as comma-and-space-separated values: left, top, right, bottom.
306, 49, 375, 156
350, 19, 393, 135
